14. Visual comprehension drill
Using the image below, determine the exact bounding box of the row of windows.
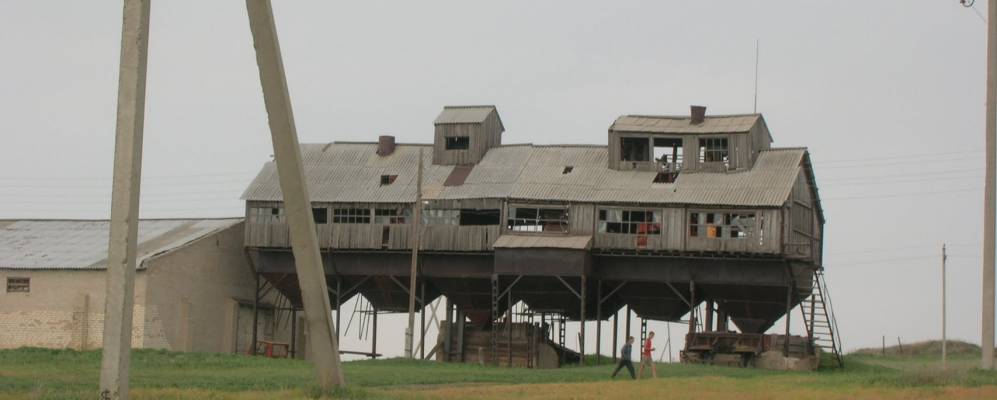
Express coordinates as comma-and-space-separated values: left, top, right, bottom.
250, 206, 759, 240
620, 136, 730, 166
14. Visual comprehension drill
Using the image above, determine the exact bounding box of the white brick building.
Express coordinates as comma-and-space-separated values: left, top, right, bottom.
0, 219, 291, 354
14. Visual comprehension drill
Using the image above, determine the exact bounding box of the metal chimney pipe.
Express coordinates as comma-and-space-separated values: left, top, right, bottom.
377, 135, 396, 156
690, 105, 707, 125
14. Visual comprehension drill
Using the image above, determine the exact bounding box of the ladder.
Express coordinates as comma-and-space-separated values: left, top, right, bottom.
800, 268, 844, 367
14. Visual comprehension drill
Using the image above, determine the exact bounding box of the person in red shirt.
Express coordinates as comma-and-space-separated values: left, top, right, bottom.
637, 331, 657, 379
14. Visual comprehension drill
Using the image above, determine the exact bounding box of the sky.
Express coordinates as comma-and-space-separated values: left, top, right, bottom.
0, 0, 993, 360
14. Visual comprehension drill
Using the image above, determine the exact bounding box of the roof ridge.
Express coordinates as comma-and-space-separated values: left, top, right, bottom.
621, 113, 761, 120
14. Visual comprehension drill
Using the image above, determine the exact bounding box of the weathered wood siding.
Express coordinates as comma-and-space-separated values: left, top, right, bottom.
785, 169, 819, 260
592, 206, 684, 251
433, 110, 503, 165
685, 208, 781, 254
569, 203, 595, 235
245, 201, 290, 248
420, 225, 501, 251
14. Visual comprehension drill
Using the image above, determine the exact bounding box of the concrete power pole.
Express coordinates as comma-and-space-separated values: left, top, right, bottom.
405, 149, 424, 358
245, 0, 345, 388
985, 0, 996, 371
943, 243, 948, 370
99, 1, 150, 399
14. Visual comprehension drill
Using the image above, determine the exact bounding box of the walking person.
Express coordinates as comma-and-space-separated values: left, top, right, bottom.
637, 331, 657, 379
611, 336, 636, 379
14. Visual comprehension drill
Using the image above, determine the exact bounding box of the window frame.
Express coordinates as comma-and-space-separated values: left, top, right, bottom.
598, 208, 662, 235
698, 137, 730, 166
6, 277, 29, 293
374, 208, 410, 224
506, 204, 570, 234
445, 136, 470, 150
688, 210, 756, 240
332, 208, 372, 224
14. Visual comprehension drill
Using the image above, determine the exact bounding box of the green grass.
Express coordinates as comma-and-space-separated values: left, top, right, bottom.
1, 347, 996, 399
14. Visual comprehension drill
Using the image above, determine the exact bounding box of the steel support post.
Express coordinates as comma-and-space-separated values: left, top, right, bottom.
612, 311, 619, 362
625, 305, 631, 342
290, 309, 297, 358
335, 278, 341, 338
245, 0, 344, 388
443, 297, 452, 361
98, 1, 150, 398
688, 281, 696, 335
491, 274, 499, 365
704, 300, 714, 332
371, 307, 378, 358
507, 289, 513, 367
251, 273, 260, 355
596, 280, 602, 364
784, 281, 792, 357
580, 275, 587, 365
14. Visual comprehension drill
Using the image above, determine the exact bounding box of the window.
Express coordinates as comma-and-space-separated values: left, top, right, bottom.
653, 137, 683, 171
621, 137, 650, 162
333, 208, 371, 224
507, 206, 569, 233
689, 211, 755, 239
380, 175, 397, 185
459, 209, 501, 226
248, 207, 284, 224
598, 209, 662, 234
698, 138, 729, 165
374, 208, 410, 224
445, 136, 470, 150
312, 208, 328, 224
423, 209, 460, 225
6, 277, 29, 293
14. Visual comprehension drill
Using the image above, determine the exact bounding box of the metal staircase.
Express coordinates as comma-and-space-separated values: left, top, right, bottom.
800, 268, 844, 367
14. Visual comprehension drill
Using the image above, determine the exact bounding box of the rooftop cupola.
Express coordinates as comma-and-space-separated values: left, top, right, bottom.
432, 105, 504, 165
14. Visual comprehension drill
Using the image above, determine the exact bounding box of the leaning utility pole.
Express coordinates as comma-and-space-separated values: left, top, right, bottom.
985, 0, 996, 371
943, 243, 948, 370
99, 1, 150, 399
245, 0, 344, 388
405, 149, 424, 358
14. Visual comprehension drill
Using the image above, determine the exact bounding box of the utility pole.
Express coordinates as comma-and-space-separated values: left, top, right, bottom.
943, 243, 948, 370
405, 149, 424, 358
246, 0, 344, 388
984, 0, 997, 371
99, 1, 150, 399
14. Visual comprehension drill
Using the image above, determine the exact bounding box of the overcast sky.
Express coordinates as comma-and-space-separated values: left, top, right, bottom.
1, 1, 993, 360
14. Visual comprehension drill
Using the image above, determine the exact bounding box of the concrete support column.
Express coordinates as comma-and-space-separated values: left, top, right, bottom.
246, 0, 344, 388
99, 1, 151, 398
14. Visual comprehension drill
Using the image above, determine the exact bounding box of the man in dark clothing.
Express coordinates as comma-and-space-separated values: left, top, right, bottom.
611, 336, 636, 379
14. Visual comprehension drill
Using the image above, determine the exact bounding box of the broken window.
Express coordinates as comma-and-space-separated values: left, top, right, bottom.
653, 137, 683, 172
445, 136, 470, 150
332, 208, 371, 224
459, 209, 501, 226
507, 206, 569, 233
312, 208, 328, 224
698, 137, 729, 166
248, 207, 284, 224
598, 209, 662, 234
688, 211, 755, 239
620, 137, 650, 162
6, 277, 29, 293
380, 175, 397, 185
374, 208, 410, 224
422, 209, 460, 225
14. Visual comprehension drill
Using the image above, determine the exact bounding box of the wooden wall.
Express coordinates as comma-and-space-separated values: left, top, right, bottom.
432, 110, 503, 165
784, 170, 818, 261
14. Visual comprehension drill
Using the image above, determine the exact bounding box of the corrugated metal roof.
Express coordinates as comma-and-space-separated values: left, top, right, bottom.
242, 142, 807, 208
493, 234, 592, 250
610, 114, 760, 134
0, 219, 242, 270
433, 106, 497, 125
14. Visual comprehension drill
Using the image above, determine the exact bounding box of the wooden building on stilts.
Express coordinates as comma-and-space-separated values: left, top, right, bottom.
241, 105, 841, 369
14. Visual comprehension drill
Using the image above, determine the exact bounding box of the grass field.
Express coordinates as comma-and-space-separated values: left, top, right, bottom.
1, 347, 996, 399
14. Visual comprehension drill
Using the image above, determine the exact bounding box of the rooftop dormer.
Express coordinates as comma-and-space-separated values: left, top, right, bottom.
432, 105, 504, 165
607, 106, 772, 177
